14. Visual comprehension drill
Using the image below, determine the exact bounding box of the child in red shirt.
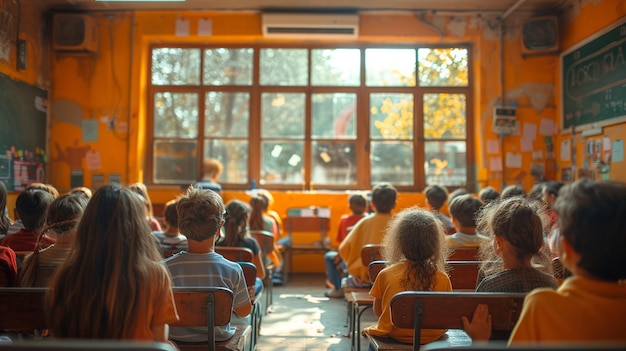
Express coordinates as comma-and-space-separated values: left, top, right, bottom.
335, 193, 368, 244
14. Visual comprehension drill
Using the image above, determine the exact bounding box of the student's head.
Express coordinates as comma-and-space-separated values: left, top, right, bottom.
69, 186, 93, 200
477, 197, 547, 271
423, 184, 448, 211
381, 207, 447, 289
542, 181, 564, 209
501, 184, 526, 199
44, 194, 89, 235
223, 200, 251, 245
177, 187, 224, 242
527, 182, 545, 202
16, 189, 54, 230
248, 195, 268, 231
448, 188, 469, 204
256, 189, 275, 208
554, 179, 626, 281
128, 182, 153, 217
371, 182, 397, 214
0, 182, 9, 233
163, 199, 179, 230
449, 194, 482, 229
202, 158, 223, 181
348, 193, 368, 215
478, 186, 500, 204
26, 183, 59, 199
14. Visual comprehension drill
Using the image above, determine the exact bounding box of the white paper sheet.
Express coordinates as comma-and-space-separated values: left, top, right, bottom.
560, 139, 571, 162
505, 152, 522, 168
486, 139, 499, 154
489, 157, 503, 171
539, 118, 555, 136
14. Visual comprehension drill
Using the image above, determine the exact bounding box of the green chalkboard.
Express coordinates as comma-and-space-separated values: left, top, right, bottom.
561, 17, 626, 129
0, 73, 48, 190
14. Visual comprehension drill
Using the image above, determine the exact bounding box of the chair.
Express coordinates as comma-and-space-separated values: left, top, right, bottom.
349, 260, 388, 351
448, 247, 480, 261
446, 261, 481, 291
215, 247, 254, 263
360, 244, 383, 267
172, 286, 251, 351
365, 291, 527, 351
237, 262, 261, 351
282, 215, 331, 283
249, 230, 275, 314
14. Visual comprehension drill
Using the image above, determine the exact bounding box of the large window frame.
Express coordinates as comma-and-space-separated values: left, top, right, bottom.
147, 43, 474, 191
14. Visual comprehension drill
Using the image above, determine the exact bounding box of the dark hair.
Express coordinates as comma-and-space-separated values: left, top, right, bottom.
26, 183, 59, 199
478, 186, 500, 204
348, 193, 368, 215
543, 181, 565, 197
0, 182, 11, 235
16, 189, 54, 230
372, 183, 397, 214
527, 183, 545, 201
223, 200, 251, 246
448, 188, 469, 204
449, 194, 482, 228
554, 179, 626, 281
249, 195, 268, 231
163, 199, 179, 228
177, 187, 224, 242
501, 184, 526, 199
424, 185, 448, 210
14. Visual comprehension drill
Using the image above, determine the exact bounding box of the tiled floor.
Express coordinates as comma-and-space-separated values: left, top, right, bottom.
255, 272, 378, 351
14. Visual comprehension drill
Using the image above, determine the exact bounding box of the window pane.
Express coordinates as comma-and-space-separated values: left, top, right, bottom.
312, 141, 356, 185
204, 139, 248, 184
261, 93, 305, 138
311, 49, 360, 86
423, 93, 466, 139
205, 92, 249, 137
203, 48, 253, 86
260, 48, 308, 86
371, 141, 413, 186
153, 140, 197, 184
312, 93, 357, 139
418, 48, 468, 87
151, 48, 201, 85
370, 93, 414, 139
424, 141, 467, 186
365, 48, 416, 87
261, 141, 304, 185
153, 92, 198, 138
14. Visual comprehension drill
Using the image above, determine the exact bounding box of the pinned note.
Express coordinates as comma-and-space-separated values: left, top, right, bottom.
505, 152, 522, 168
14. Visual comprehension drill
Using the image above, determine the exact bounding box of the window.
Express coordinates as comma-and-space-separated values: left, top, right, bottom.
148, 45, 472, 190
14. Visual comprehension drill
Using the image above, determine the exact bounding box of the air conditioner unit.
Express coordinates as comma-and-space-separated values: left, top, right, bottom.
53, 14, 98, 53
262, 14, 358, 38
521, 16, 558, 55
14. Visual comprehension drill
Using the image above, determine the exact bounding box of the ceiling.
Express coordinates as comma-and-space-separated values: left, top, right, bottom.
42, 0, 572, 17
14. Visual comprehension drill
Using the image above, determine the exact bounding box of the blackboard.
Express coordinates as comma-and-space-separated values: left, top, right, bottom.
561, 17, 626, 129
0, 73, 48, 191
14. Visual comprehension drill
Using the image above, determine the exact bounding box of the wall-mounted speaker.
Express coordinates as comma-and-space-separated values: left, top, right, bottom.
521, 16, 559, 55
53, 14, 98, 53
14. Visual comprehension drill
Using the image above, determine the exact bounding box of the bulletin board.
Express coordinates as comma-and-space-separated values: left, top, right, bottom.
0, 73, 48, 191
604, 124, 626, 182
561, 17, 626, 129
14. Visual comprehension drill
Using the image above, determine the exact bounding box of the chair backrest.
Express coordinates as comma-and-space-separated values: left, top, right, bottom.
31, 264, 60, 287
237, 261, 257, 290
448, 247, 480, 261
249, 230, 275, 258
368, 260, 387, 282
216, 246, 254, 262
446, 261, 481, 291
171, 286, 234, 350
0, 287, 47, 330
361, 244, 383, 266
390, 291, 526, 351
0, 340, 177, 351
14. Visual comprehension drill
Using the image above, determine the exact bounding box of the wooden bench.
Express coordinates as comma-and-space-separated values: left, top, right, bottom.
365, 291, 527, 351
448, 247, 480, 261
446, 261, 481, 291
0, 287, 251, 351
215, 247, 254, 263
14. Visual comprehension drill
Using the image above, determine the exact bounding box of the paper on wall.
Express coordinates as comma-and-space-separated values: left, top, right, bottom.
505, 152, 522, 168
489, 157, 503, 171
560, 139, 571, 161
176, 17, 190, 36
486, 139, 499, 154
521, 137, 533, 152
539, 118, 555, 136
613, 139, 624, 162
86, 150, 102, 171
523, 123, 537, 141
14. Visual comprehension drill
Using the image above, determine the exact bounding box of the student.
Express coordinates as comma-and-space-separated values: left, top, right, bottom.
474, 196, 557, 293
194, 157, 223, 194
500, 184, 526, 199
249, 194, 282, 271
0, 182, 12, 238
69, 186, 93, 200
46, 184, 178, 341
423, 184, 455, 234
164, 187, 251, 343
0, 246, 17, 287
20, 193, 89, 287
336, 193, 368, 244
362, 207, 452, 345
217, 199, 265, 296
446, 194, 485, 248
0, 189, 55, 253
152, 199, 188, 258
129, 182, 162, 232
542, 181, 564, 232
463, 179, 626, 344
478, 186, 500, 204
324, 182, 397, 298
